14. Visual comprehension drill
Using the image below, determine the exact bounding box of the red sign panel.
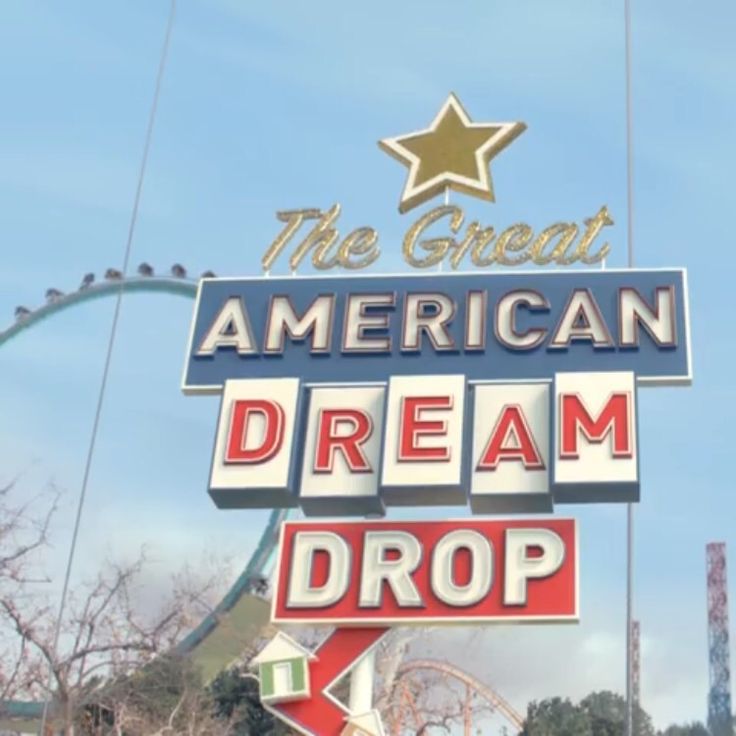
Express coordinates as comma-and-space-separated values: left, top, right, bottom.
272, 518, 578, 625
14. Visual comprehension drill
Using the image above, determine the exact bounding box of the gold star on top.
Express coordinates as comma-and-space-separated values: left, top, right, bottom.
379, 93, 526, 213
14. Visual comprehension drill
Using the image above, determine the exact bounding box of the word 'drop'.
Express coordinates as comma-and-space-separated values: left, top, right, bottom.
272, 519, 578, 625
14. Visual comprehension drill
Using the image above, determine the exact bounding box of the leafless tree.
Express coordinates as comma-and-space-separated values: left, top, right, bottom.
0, 481, 227, 734
0, 479, 56, 586
1, 553, 227, 734
0, 478, 57, 703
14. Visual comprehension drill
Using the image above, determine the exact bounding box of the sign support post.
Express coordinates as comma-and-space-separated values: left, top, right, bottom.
349, 648, 376, 715
624, 0, 637, 731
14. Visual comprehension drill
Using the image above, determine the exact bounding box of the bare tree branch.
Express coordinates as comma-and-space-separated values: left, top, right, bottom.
0, 481, 230, 733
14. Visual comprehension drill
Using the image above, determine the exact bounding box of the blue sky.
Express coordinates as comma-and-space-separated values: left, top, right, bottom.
1, 0, 734, 728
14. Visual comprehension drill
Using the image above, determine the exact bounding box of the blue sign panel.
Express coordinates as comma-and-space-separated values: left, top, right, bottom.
182, 269, 690, 392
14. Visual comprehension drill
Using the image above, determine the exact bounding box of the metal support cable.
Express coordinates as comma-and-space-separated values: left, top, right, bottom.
625, 0, 636, 273
39, 2, 177, 732
624, 0, 636, 734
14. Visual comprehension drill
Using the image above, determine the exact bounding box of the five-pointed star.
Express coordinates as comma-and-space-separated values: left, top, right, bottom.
378, 93, 526, 213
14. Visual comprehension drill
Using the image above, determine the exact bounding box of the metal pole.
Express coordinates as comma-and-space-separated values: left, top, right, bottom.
38, 2, 177, 733
625, 0, 636, 273
624, 0, 636, 733
626, 505, 634, 735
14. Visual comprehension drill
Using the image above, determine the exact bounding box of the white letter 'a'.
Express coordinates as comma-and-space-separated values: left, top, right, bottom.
197, 297, 257, 355
504, 528, 565, 605
286, 532, 351, 608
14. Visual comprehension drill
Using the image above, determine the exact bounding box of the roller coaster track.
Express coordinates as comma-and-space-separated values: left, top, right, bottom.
0, 273, 286, 722
397, 658, 525, 732
0, 276, 197, 347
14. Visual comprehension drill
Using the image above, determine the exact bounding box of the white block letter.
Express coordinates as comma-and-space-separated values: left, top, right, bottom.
549, 289, 614, 348
264, 295, 335, 353
197, 296, 256, 355
504, 528, 565, 605
619, 286, 676, 347
287, 531, 351, 608
431, 530, 493, 607
359, 531, 423, 608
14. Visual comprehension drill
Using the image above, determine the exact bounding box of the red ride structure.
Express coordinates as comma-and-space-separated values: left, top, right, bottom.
631, 620, 640, 708
707, 542, 734, 736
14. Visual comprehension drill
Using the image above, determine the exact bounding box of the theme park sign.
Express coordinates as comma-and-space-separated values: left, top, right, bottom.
182, 270, 688, 515
182, 93, 692, 736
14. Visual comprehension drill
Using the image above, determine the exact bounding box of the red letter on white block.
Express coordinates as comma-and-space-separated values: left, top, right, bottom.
382, 375, 466, 506
470, 383, 551, 514
300, 386, 385, 516
398, 396, 453, 462
226, 399, 285, 464
210, 378, 301, 509
477, 405, 545, 470
559, 393, 632, 459
553, 372, 638, 503
314, 408, 373, 473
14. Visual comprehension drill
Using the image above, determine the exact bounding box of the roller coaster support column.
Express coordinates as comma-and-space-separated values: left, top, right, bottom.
463, 684, 472, 736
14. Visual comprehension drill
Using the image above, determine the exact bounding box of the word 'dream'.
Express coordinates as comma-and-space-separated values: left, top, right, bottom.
208, 371, 638, 515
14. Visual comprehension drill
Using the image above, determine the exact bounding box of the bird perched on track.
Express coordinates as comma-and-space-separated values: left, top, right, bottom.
252, 577, 269, 596
171, 263, 187, 278
137, 262, 154, 277
104, 268, 123, 281
14, 306, 31, 321
45, 288, 64, 303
